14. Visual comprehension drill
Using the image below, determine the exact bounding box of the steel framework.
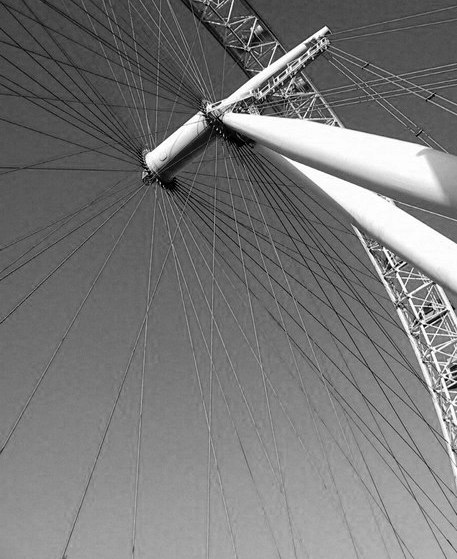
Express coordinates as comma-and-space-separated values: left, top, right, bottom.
180, 0, 457, 485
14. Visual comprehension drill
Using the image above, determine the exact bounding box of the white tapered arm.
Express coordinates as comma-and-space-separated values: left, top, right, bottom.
251, 144, 457, 296
222, 112, 457, 219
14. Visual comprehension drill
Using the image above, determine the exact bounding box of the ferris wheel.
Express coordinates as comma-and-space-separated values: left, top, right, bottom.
1, 1, 457, 558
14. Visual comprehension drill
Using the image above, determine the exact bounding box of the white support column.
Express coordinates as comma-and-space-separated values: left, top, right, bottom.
248, 144, 457, 297
222, 112, 457, 219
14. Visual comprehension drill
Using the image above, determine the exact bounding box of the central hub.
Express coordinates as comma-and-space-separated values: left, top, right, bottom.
143, 112, 214, 188
141, 27, 332, 188
141, 105, 250, 188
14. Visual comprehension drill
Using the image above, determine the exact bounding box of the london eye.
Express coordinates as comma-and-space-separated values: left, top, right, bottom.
1, 1, 457, 558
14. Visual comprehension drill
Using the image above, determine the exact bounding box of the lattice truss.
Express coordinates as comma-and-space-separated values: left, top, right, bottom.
363, 235, 457, 458
180, 0, 457, 476
181, 0, 337, 124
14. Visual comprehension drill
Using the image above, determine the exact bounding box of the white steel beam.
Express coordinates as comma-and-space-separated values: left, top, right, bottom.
250, 145, 457, 297
222, 112, 457, 219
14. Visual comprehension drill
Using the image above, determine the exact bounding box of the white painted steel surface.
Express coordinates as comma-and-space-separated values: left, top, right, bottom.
144, 112, 211, 184
144, 28, 331, 182
253, 145, 457, 296
222, 112, 457, 219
